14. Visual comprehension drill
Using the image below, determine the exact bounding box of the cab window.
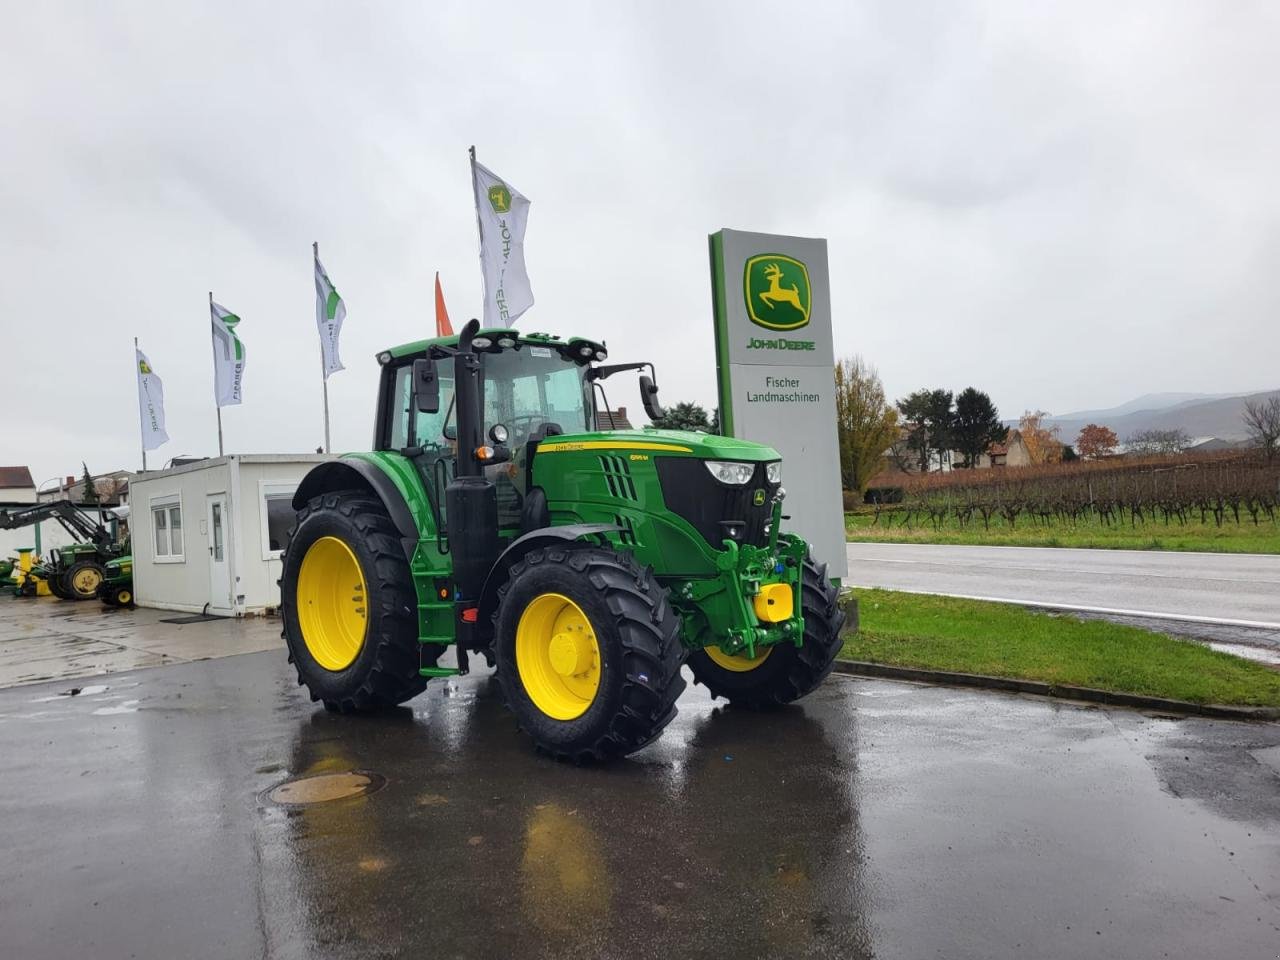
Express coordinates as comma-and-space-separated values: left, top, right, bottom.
387, 363, 457, 450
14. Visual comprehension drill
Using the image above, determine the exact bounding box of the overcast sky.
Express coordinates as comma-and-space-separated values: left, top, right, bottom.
4, 1, 1278, 486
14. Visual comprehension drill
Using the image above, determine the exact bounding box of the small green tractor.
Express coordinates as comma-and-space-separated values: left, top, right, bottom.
97, 555, 134, 608
0, 501, 126, 601
281, 320, 847, 760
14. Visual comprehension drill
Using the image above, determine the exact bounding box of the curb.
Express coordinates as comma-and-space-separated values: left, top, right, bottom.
831, 659, 1280, 721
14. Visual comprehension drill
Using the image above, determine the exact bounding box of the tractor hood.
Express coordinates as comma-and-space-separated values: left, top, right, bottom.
535, 429, 780, 462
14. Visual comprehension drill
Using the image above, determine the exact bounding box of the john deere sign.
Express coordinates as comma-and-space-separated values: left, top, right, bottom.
709, 228, 846, 578
744, 254, 811, 330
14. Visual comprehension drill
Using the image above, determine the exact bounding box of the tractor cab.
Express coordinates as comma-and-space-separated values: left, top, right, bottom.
375, 327, 659, 538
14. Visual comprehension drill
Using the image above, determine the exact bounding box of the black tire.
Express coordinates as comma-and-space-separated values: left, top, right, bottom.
280, 489, 437, 712
47, 572, 72, 600
687, 557, 846, 710
64, 561, 107, 601
494, 546, 685, 762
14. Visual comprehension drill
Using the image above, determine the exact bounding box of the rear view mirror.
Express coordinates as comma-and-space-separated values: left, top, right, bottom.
639, 374, 665, 422
413, 358, 440, 414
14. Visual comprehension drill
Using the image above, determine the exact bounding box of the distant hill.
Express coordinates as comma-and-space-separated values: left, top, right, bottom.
1006, 390, 1280, 443
1051, 392, 1243, 423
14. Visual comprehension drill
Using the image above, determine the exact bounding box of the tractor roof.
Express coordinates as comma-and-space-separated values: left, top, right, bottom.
385, 329, 574, 361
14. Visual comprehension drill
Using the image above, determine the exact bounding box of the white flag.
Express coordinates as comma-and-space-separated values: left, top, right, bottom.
136, 348, 169, 451
314, 251, 346, 377
472, 157, 534, 326
210, 300, 246, 406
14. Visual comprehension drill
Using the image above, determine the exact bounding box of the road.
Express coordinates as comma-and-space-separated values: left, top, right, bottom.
1, 646, 1278, 959
846, 542, 1280, 628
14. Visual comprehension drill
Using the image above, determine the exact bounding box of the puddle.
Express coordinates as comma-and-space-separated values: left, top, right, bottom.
30, 684, 110, 703
266, 771, 386, 806
92, 699, 140, 716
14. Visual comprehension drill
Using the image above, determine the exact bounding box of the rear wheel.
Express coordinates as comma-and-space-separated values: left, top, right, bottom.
687, 557, 845, 709
280, 490, 436, 712
494, 546, 685, 762
65, 561, 107, 600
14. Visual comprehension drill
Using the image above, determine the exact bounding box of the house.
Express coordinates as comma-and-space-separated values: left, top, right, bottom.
0, 466, 36, 504
595, 405, 634, 430
980, 440, 1009, 468
38, 469, 130, 506
128, 454, 333, 617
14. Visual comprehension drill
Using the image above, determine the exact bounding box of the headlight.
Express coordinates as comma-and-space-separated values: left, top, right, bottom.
766, 462, 781, 484
704, 461, 754, 485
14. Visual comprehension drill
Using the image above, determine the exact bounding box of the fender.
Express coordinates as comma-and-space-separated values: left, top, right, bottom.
292, 460, 420, 562
477, 523, 619, 625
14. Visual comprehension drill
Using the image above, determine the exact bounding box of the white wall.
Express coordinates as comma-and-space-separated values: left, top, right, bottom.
130, 462, 230, 614
0, 486, 37, 504
234, 460, 313, 613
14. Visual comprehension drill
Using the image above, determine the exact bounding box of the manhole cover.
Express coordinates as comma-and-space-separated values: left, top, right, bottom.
267, 771, 386, 806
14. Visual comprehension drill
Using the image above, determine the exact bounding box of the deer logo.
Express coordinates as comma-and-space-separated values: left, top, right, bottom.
744, 254, 811, 330
488, 183, 511, 213
758, 263, 804, 313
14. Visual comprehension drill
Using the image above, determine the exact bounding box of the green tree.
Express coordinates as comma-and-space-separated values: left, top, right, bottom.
651, 402, 712, 431
952, 387, 1007, 468
80, 462, 99, 505
834, 356, 899, 493
896, 388, 954, 472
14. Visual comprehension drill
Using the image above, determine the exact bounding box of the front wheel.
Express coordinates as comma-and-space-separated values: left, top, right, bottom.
494, 546, 685, 762
280, 489, 436, 712
687, 557, 846, 709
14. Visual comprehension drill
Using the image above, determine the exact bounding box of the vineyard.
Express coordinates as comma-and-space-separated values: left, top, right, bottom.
857, 453, 1280, 549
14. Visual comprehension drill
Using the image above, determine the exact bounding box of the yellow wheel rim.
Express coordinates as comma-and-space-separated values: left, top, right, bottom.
72, 567, 103, 594
297, 536, 368, 672
118, 590, 132, 605
515, 593, 601, 720
705, 644, 773, 672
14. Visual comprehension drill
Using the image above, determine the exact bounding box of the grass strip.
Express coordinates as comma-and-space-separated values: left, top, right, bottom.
841, 588, 1280, 707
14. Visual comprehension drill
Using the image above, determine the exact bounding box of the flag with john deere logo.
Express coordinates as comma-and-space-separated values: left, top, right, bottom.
135, 348, 168, 450
471, 154, 534, 326
314, 251, 346, 377
210, 300, 246, 406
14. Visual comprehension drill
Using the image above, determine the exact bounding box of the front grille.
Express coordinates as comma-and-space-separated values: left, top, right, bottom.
655, 458, 779, 548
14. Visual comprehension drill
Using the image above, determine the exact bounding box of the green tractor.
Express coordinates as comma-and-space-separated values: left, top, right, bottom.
0, 501, 127, 600
280, 320, 847, 760
97, 555, 134, 608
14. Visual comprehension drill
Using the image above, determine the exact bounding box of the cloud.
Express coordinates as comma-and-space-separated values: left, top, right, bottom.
2, 0, 1277, 485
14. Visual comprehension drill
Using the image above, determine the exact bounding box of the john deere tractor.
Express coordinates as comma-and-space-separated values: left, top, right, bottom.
280, 320, 846, 760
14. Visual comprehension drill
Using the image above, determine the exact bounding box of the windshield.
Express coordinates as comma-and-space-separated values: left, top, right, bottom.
481, 346, 593, 444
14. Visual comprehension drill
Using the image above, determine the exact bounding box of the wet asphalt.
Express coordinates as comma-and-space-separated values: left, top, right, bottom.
1, 651, 1278, 960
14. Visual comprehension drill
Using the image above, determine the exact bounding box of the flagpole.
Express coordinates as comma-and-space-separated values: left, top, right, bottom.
210, 290, 224, 458
135, 337, 147, 473
314, 241, 331, 454
469, 145, 486, 318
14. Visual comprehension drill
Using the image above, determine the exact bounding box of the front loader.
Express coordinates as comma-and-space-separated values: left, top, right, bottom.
280, 320, 846, 760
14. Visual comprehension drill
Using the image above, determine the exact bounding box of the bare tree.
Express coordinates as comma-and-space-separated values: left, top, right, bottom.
1242, 395, 1280, 462
1125, 428, 1190, 456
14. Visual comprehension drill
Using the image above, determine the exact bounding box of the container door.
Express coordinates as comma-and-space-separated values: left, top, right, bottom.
206, 493, 233, 615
